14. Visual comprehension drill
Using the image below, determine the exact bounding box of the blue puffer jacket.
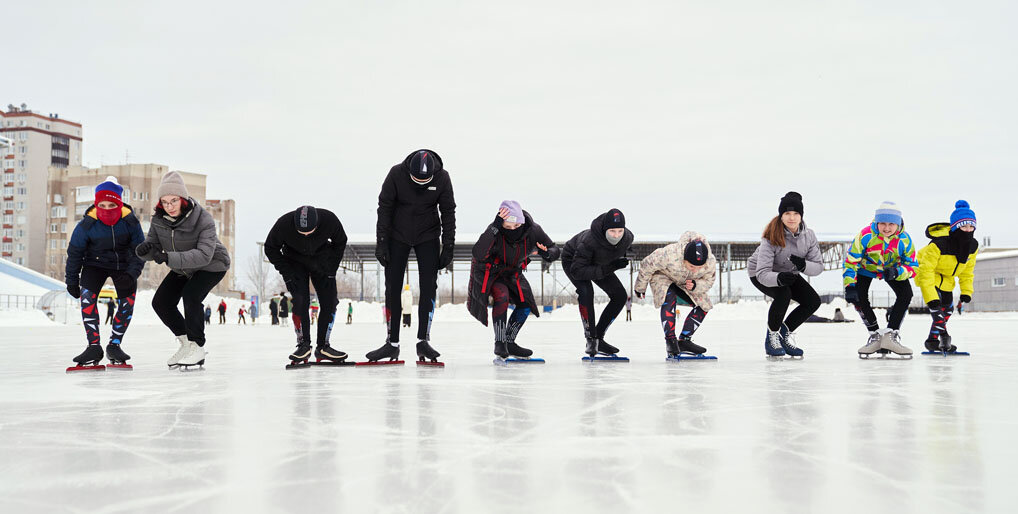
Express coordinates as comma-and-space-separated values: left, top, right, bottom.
65, 204, 146, 285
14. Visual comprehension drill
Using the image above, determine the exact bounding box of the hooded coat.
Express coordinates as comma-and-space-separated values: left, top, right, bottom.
746, 221, 823, 287
843, 221, 917, 287
376, 150, 456, 247
467, 211, 560, 325
136, 198, 231, 275
634, 231, 717, 310
916, 222, 979, 303
561, 212, 635, 281
66, 204, 146, 285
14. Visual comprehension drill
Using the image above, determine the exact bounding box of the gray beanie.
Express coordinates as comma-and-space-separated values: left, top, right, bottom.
156, 171, 189, 199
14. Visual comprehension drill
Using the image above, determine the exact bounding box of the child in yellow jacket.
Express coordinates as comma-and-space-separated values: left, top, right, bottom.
916, 200, 978, 353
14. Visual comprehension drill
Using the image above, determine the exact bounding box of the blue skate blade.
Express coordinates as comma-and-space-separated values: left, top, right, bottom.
493, 357, 545, 365
667, 354, 717, 361
582, 355, 630, 362
921, 351, 970, 356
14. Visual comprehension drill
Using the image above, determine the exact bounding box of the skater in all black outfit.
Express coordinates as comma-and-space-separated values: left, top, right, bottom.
65, 176, 145, 368
217, 299, 227, 324
137, 171, 230, 369
369, 149, 456, 363
467, 201, 560, 359
561, 209, 634, 356
264, 205, 349, 364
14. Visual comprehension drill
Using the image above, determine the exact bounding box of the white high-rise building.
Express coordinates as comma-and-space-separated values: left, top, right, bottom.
0, 103, 83, 270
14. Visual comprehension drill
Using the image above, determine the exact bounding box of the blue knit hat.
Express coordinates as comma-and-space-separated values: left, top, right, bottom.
874, 201, 902, 225
950, 200, 976, 231
94, 176, 124, 208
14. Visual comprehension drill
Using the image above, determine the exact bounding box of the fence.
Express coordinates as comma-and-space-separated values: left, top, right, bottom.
0, 294, 41, 310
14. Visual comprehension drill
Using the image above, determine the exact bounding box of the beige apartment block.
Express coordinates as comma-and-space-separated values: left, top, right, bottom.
1, 104, 83, 270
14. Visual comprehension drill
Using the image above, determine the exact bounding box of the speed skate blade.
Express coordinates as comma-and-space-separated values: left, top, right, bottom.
355, 360, 405, 367
921, 351, 970, 356
285, 360, 311, 370
106, 363, 133, 370
311, 359, 355, 367
667, 354, 717, 361
493, 357, 545, 365
582, 355, 630, 362
66, 364, 105, 373
417, 359, 445, 367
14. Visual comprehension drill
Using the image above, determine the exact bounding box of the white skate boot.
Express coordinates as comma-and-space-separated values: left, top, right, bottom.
880, 329, 912, 358
858, 331, 882, 357
166, 335, 190, 369
177, 340, 206, 371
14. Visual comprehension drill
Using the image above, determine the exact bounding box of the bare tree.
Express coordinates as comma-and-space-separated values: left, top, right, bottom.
245, 255, 279, 303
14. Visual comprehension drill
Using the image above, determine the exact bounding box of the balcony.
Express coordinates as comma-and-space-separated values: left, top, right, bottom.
50, 156, 69, 167
51, 142, 69, 152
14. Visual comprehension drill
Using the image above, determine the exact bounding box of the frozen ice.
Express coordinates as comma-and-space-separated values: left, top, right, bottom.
1, 305, 1016, 513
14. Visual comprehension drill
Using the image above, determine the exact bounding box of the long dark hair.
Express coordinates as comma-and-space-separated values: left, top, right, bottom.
762, 215, 786, 247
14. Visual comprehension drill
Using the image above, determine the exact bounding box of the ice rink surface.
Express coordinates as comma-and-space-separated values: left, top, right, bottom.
2, 312, 1016, 513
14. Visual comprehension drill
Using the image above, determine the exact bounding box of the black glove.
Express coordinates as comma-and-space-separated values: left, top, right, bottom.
844, 285, 859, 304
789, 255, 806, 272
438, 242, 454, 270
686, 279, 697, 291
603, 258, 629, 274
883, 266, 900, 281
153, 251, 167, 265
635, 290, 645, 299
927, 299, 942, 311
66, 283, 80, 299
776, 272, 799, 286
135, 241, 153, 257
960, 294, 971, 304
374, 239, 389, 268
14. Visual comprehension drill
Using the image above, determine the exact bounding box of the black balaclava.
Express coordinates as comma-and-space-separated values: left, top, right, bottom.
950, 228, 975, 263
684, 240, 708, 266
409, 150, 438, 184
497, 215, 525, 242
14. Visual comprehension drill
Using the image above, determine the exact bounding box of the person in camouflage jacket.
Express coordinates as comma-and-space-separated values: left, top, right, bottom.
634, 230, 716, 356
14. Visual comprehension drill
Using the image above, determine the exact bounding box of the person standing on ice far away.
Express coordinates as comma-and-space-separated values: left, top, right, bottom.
625, 296, 632, 321
269, 294, 279, 325
916, 200, 978, 354
217, 299, 227, 324
401, 284, 413, 327
347, 302, 353, 324
250, 298, 258, 324
369, 149, 456, 363
843, 201, 917, 357
264, 205, 349, 365
561, 208, 634, 357
238, 305, 246, 324
105, 298, 115, 325
204, 305, 211, 325
634, 231, 717, 358
467, 201, 560, 359
65, 176, 145, 369
747, 192, 823, 358
136, 171, 230, 370
279, 293, 290, 326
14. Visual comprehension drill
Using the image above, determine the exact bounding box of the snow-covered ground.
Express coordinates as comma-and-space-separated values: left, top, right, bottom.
1, 306, 1015, 513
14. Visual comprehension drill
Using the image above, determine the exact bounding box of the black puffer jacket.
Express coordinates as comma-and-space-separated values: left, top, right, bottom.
65, 204, 145, 284
467, 211, 560, 326
264, 207, 348, 279
376, 150, 456, 247
561, 212, 635, 280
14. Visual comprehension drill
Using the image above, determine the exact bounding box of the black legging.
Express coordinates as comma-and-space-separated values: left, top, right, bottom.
851, 275, 913, 331
384, 238, 439, 342
566, 268, 627, 340
750, 276, 821, 332
152, 270, 226, 346
287, 265, 338, 346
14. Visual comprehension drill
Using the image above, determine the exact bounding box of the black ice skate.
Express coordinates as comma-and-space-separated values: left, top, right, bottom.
595, 338, 619, 356
667, 336, 717, 361
358, 342, 404, 366
494, 341, 544, 365
493, 341, 510, 359
105, 343, 133, 370
286, 343, 312, 370
584, 337, 598, 357
416, 340, 443, 367
67, 344, 105, 372
665, 337, 681, 357
312, 344, 352, 366
677, 336, 706, 355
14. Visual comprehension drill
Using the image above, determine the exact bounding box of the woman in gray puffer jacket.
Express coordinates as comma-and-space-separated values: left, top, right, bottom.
135, 171, 231, 370
746, 192, 822, 358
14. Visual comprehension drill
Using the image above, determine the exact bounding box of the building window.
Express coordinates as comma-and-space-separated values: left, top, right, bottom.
16, 202, 24, 210
75, 186, 92, 202
61, 223, 67, 232
50, 223, 58, 233
992, 277, 1006, 287
16, 187, 26, 195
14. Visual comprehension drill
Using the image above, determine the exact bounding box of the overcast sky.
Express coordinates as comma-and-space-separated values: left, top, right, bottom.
7, 1, 1016, 292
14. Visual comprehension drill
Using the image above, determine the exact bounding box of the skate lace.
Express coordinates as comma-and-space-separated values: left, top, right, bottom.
170, 338, 190, 361
784, 332, 799, 350
768, 332, 783, 349
867, 332, 881, 344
